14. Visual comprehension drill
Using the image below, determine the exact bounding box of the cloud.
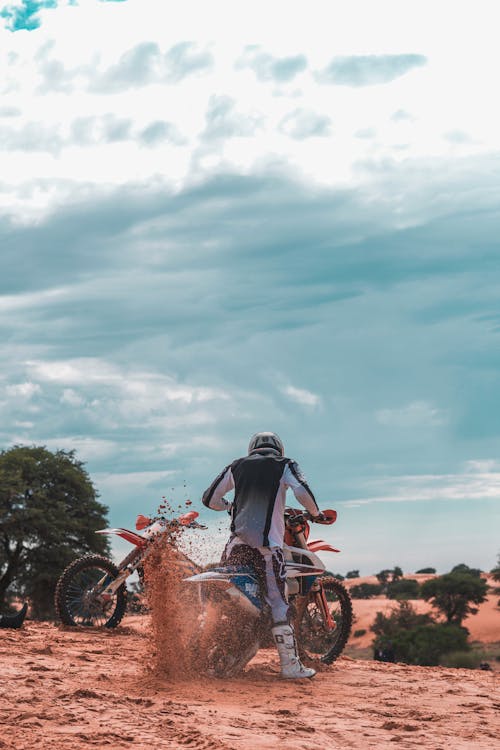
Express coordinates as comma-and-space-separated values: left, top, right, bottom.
1, 0, 57, 31
139, 120, 186, 146
201, 95, 263, 141
0, 121, 63, 154
279, 108, 331, 139
316, 54, 427, 87
1, 160, 500, 572
282, 385, 320, 407
0, 113, 186, 154
354, 128, 376, 139
343, 461, 500, 507
163, 41, 214, 83
2, 1, 129, 32
6, 381, 41, 399
391, 109, 415, 123
70, 115, 132, 145
0, 106, 21, 117
91, 41, 213, 93
237, 46, 307, 82
376, 401, 445, 427
444, 129, 474, 144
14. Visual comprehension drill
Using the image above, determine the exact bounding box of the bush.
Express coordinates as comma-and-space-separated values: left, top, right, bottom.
375, 623, 469, 667
450, 563, 482, 578
346, 570, 360, 579
440, 650, 484, 669
416, 567, 436, 574
353, 629, 367, 638
386, 579, 421, 600
350, 583, 383, 599
371, 601, 433, 637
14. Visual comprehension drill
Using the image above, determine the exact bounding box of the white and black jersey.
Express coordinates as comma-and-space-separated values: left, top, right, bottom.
202, 449, 319, 548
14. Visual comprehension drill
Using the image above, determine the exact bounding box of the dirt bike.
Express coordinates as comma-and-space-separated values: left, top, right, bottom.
185, 507, 352, 676
54, 510, 204, 628
54, 507, 352, 676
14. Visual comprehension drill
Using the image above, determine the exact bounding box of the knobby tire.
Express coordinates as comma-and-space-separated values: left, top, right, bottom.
54, 554, 127, 628
296, 575, 353, 665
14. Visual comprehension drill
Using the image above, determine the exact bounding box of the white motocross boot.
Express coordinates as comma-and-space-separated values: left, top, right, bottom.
272, 623, 316, 679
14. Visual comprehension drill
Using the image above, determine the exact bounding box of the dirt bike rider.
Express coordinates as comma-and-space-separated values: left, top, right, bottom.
202, 431, 324, 679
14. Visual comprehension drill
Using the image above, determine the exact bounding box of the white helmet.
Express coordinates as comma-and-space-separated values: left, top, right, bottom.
248, 432, 284, 456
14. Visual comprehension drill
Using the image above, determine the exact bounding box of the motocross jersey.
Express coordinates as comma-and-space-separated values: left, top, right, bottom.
202, 449, 319, 548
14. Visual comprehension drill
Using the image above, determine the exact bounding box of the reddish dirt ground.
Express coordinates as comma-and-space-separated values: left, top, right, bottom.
1, 616, 499, 750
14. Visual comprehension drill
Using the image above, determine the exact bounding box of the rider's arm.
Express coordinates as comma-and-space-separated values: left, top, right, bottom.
283, 460, 320, 517
202, 465, 234, 511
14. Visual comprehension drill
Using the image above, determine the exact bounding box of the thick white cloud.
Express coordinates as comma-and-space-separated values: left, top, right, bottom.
2, 0, 500, 218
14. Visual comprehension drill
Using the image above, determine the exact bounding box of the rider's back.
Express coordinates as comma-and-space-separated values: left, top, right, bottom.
230, 451, 300, 548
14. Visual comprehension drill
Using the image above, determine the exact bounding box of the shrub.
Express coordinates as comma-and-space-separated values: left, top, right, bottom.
350, 583, 383, 599
440, 650, 484, 669
416, 567, 436, 574
371, 601, 433, 637
450, 563, 482, 578
353, 629, 367, 638
386, 579, 421, 600
374, 623, 469, 667
346, 570, 360, 579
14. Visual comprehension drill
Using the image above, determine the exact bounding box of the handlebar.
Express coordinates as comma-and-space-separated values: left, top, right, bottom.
284, 508, 337, 525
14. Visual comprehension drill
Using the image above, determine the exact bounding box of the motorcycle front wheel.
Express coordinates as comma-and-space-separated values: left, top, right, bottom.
55, 555, 127, 628
295, 576, 352, 664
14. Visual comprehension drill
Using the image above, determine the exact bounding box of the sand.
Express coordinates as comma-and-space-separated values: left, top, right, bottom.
1, 615, 499, 750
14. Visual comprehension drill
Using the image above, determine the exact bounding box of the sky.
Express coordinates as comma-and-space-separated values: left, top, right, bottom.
1, 0, 500, 574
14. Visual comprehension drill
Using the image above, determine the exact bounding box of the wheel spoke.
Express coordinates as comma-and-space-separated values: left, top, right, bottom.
56, 559, 124, 628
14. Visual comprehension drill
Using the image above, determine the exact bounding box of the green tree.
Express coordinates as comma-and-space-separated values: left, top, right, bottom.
350, 582, 383, 599
420, 573, 488, 626
386, 578, 421, 600
392, 566, 403, 582
0, 445, 109, 618
415, 567, 436, 574
490, 553, 500, 583
375, 569, 391, 587
345, 570, 359, 579
450, 563, 482, 578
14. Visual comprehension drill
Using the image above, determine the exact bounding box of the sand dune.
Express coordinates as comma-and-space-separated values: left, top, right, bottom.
1, 617, 499, 750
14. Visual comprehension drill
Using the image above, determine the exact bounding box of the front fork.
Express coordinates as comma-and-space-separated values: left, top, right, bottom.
99, 546, 145, 598
312, 581, 336, 631
292, 529, 336, 632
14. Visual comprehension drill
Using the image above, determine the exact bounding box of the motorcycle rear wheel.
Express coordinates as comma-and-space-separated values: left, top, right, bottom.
295, 576, 352, 664
55, 555, 127, 628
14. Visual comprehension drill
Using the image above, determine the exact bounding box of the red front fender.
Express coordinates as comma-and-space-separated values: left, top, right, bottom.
96, 528, 147, 548
307, 539, 340, 553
